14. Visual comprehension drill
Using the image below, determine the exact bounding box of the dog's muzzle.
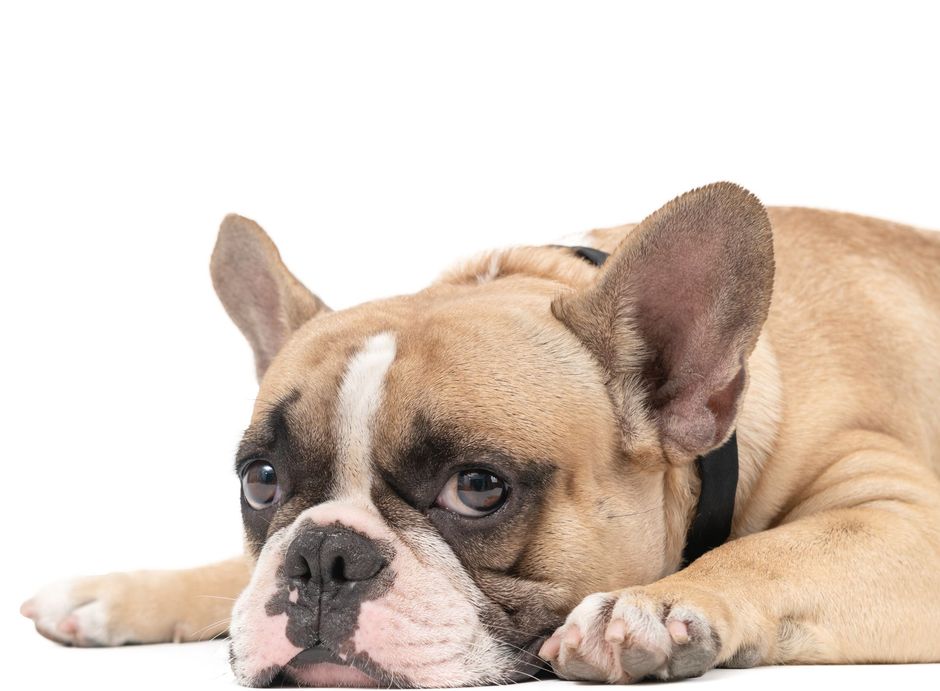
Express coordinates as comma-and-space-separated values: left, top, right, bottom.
274, 524, 392, 666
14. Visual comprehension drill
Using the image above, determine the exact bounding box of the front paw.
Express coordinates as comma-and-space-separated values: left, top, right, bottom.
539, 587, 724, 683
21, 574, 138, 646
20, 569, 228, 647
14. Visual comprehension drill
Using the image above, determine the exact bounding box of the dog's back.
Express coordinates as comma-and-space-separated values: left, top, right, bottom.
769, 208, 940, 478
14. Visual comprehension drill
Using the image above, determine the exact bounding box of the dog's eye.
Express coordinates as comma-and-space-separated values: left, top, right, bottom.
241, 460, 281, 510
436, 470, 508, 517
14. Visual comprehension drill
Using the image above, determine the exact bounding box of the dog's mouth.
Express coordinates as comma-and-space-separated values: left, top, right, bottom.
288, 644, 345, 667
265, 635, 554, 688
277, 643, 385, 688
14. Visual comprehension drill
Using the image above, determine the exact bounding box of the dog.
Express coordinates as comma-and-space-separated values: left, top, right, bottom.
20, 183, 940, 686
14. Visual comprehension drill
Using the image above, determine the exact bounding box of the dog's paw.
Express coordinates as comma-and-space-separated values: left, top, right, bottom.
539, 587, 722, 683
21, 568, 232, 647
20, 574, 139, 646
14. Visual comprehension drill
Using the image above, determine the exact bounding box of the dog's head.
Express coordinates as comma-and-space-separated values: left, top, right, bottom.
214, 183, 774, 687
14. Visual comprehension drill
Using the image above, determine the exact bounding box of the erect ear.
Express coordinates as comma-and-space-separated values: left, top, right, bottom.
552, 183, 774, 462
210, 214, 330, 381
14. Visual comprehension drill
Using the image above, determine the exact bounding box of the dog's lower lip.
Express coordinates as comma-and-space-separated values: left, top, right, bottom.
284, 646, 384, 687
287, 645, 346, 667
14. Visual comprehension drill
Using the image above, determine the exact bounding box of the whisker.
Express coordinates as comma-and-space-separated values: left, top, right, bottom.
207, 626, 233, 643
483, 621, 549, 639
189, 616, 232, 640
606, 504, 660, 519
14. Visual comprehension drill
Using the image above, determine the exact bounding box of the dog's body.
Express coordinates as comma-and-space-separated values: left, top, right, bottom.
22, 185, 940, 685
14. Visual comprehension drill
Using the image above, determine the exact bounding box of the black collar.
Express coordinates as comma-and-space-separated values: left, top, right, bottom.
565, 245, 739, 567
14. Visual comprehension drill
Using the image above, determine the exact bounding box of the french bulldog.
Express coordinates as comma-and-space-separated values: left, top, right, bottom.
21, 183, 940, 686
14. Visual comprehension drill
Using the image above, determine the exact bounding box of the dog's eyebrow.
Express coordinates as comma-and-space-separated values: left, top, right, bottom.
387, 414, 557, 503
233, 390, 302, 470
234, 435, 270, 469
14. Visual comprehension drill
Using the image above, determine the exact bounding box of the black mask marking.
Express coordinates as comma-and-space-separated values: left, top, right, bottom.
236, 389, 337, 555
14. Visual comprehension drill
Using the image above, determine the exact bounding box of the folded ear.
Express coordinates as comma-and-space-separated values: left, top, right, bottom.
552, 183, 774, 461
211, 214, 330, 381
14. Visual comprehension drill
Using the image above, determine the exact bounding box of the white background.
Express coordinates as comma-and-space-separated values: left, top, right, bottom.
2, 1, 938, 688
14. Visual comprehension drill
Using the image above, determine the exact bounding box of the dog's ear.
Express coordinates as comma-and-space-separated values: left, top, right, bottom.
211, 214, 331, 381
552, 183, 774, 462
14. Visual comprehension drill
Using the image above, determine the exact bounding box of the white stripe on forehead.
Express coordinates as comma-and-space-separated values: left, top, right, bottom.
333, 331, 397, 501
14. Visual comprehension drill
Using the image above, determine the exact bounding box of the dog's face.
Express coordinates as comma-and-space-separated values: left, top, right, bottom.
213, 184, 775, 686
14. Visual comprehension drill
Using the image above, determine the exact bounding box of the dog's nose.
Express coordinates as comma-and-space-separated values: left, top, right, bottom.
284, 525, 387, 594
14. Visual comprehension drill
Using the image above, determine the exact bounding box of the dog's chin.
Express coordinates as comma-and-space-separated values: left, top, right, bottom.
286, 662, 380, 687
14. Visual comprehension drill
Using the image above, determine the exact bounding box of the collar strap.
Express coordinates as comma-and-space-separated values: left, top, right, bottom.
562, 244, 739, 567
569, 245, 611, 267
681, 432, 738, 566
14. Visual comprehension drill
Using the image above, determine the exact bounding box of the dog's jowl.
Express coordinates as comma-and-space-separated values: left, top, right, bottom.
22, 183, 940, 685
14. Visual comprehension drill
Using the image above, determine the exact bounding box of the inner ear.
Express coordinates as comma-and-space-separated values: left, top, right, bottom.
553, 182, 774, 460
211, 214, 331, 381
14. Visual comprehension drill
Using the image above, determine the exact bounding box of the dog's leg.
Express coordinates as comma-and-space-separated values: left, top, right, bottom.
541, 449, 940, 682
21, 556, 251, 646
